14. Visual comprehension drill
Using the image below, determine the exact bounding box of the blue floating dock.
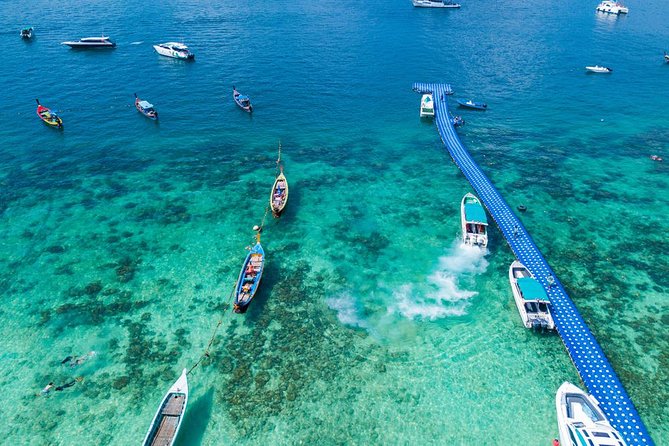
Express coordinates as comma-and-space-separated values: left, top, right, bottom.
413, 82, 654, 446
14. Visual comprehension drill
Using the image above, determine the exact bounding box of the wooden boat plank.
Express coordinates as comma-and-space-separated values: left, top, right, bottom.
161, 394, 185, 416
151, 415, 179, 446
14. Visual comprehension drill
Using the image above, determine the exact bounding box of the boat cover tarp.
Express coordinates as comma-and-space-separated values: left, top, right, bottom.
517, 277, 548, 301
139, 101, 153, 108
464, 203, 487, 224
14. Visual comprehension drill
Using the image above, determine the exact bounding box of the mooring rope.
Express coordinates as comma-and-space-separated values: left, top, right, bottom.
187, 287, 235, 376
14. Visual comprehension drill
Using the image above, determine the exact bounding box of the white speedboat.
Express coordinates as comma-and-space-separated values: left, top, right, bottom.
61, 36, 116, 48
595, 1, 628, 14
142, 369, 189, 446
556, 382, 627, 446
460, 193, 488, 247
413, 0, 461, 7
585, 65, 612, 73
508, 261, 555, 331
419, 93, 435, 117
153, 42, 195, 60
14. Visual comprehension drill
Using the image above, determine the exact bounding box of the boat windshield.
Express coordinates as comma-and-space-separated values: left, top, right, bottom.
525, 301, 539, 314
537, 302, 549, 313
566, 394, 605, 423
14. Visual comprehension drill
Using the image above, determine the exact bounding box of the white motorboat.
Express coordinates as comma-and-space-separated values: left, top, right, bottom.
153, 42, 195, 60
413, 0, 461, 7
585, 65, 612, 73
556, 382, 627, 446
61, 36, 116, 48
508, 261, 555, 331
419, 93, 435, 117
595, 1, 629, 14
460, 193, 488, 247
142, 368, 189, 446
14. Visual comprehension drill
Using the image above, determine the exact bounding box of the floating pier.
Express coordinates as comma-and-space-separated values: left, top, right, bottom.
413, 82, 654, 445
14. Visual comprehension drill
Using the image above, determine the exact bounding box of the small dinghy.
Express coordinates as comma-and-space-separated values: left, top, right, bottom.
134, 93, 158, 120
35, 99, 63, 128
142, 369, 189, 446
556, 382, 627, 446
460, 192, 488, 247
21, 27, 33, 39
233, 236, 265, 313
664, 52, 669, 63
585, 65, 612, 73
456, 99, 487, 110
270, 171, 289, 217
233, 86, 253, 112
508, 261, 555, 331
450, 113, 465, 127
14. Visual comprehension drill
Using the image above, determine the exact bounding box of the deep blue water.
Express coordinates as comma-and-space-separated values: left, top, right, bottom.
1, 0, 668, 444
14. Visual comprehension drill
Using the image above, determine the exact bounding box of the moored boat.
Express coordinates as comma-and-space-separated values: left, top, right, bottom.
142, 368, 189, 446
419, 93, 435, 117
664, 52, 669, 63
20, 27, 33, 39
233, 237, 265, 313
61, 36, 116, 48
456, 99, 487, 110
134, 93, 158, 120
595, 1, 628, 14
412, 0, 461, 8
585, 65, 612, 73
508, 261, 555, 331
153, 42, 195, 60
460, 193, 488, 247
556, 382, 627, 446
450, 113, 465, 127
270, 171, 289, 217
233, 86, 253, 112
35, 99, 63, 128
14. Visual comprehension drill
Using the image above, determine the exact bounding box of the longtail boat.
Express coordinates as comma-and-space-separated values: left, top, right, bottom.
270, 170, 289, 217
142, 368, 188, 446
233, 236, 265, 313
233, 86, 253, 113
35, 99, 63, 128
134, 93, 158, 120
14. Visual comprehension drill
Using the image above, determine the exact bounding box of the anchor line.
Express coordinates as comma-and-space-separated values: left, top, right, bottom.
187, 287, 235, 376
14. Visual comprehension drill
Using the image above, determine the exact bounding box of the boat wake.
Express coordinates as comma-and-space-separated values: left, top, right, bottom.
326, 292, 369, 330
390, 241, 488, 320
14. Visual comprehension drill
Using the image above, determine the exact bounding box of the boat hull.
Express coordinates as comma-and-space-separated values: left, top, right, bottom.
36, 104, 63, 128
555, 382, 627, 446
142, 369, 189, 446
508, 261, 555, 330
153, 45, 194, 60
456, 100, 487, 110
270, 173, 289, 217
419, 94, 435, 117
233, 243, 265, 313
135, 100, 158, 120
233, 89, 253, 113
460, 193, 488, 247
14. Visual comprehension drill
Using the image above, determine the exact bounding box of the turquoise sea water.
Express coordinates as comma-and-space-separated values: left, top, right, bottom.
1, 0, 668, 444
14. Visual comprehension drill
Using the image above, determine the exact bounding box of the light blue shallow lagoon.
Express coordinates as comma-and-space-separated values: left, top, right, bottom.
1, 0, 668, 444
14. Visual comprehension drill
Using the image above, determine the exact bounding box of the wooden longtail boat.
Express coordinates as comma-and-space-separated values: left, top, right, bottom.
142, 369, 189, 446
270, 171, 289, 217
233, 86, 253, 112
35, 99, 63, 128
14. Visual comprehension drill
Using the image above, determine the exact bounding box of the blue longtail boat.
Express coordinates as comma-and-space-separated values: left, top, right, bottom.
233, 236, 265, 313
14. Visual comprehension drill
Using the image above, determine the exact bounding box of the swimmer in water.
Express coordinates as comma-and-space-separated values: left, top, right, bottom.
39, 382, 54, 396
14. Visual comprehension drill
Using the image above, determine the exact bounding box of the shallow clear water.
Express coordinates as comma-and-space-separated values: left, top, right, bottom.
1, 0, 668, 444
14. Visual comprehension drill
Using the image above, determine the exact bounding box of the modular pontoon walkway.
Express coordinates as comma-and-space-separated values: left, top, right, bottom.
413, 82, 653, 445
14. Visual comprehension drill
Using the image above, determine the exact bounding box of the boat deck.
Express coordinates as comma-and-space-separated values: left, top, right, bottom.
150, 394, 185, 446
412, 82, 654, 446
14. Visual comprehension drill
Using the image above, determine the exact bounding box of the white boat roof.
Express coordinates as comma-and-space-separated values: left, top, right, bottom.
161, 42, 189, 49
80, 36, 111, 41
138, 100, 154, 108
